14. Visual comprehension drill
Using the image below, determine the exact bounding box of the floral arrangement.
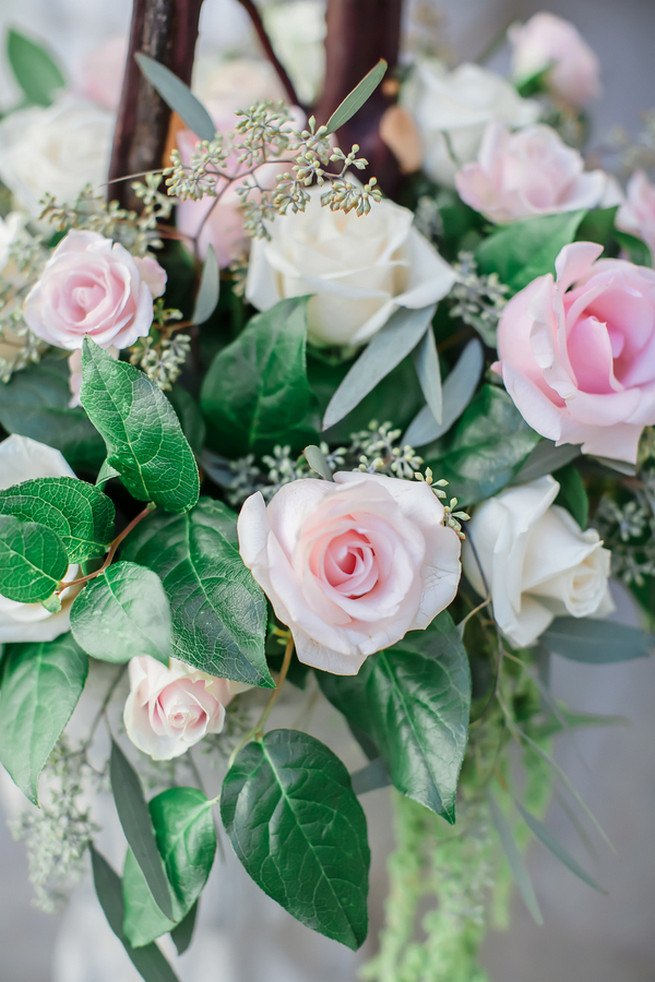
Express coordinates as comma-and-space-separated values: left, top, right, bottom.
0, 3, 653, 980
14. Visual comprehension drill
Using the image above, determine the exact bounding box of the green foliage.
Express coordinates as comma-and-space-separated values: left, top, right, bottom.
425, 386, 540, 505
554, 464, 589, 528
80, 338, 200, 513
0, 514, 68, 602
514, 800, 606, 893
123, 788, 216, 948
0, 477, 114, 563
325, 58, 387, 134
319, 612, 471, 822
7, 29, 66, 107
120, 498, 272, 687
221, 729, 370, 949
541, 617, 653, 664
70, 562, 171, 664
135, 53, 215, 141
404, 339, 484, 447
200, 297, 319, 458
0, 634, 87, 804
191, 246, 220, 324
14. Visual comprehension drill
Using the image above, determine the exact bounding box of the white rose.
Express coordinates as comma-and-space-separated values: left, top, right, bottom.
401, 59, 540, 188
263, 1, 326, 104
462, 476, 611, 648
246, 186, 456, 347
0, 97, 114, 218
0, 435, 79, 643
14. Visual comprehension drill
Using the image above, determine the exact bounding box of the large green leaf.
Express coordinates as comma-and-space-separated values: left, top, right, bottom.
0, 356, 105, 470
70, 562, 171, 665
200, 297, 318, 458
123, 787, 216, 947
80, 339, 199, 513
121, 499, 272, 687
7, 29, 66, 107
426, 385, 540, 505
319, 612, 470, 822
221, 729, 369, 949
0, 634, 88, 803
0, 515, 68, 602
91, 848, 181, 982
0, 477, 114, 563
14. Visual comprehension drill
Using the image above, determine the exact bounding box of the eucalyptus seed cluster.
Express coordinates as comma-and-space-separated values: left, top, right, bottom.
595, 471, 655, 587
450, 251, 509, 346
0, 226, 49, 380
129, 301, 190, 390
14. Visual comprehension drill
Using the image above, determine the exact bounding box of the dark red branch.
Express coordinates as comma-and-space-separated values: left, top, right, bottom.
235, 0, 306, 111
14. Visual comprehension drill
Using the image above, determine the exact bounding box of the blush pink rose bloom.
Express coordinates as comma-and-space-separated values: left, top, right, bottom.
23, 230, 166, 351
237, 472, 462, 675
509, 12, 601, 108
616, 170, 655, 259
124, 656, 237, 760
455, 122, 610, 224
495, 241, 655, 463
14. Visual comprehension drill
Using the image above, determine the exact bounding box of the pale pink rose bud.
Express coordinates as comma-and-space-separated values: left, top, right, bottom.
124, 656, 235, 760
23, 230, 166, 351
455, 122, 610, 224
509, 12, 601, 108
616, 170, 655, 259
495, 241, 655, 464
237, 471, 462, 676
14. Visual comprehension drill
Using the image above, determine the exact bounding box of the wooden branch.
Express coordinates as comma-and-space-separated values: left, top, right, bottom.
235, 0, 305, 111
108, 0, 204, 209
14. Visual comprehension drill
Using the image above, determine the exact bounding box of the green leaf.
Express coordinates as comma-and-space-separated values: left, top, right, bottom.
404, 338, 483, 447
0, 515, 68, 602
70, 562, 171, 664
322, 305, 435, 430
110, 740, 174, 921
91, 847, 181, 982
303, 444, 333, 481
0, 355, 105, 470
120, 499, 272, 687
7, 29, 66, 107
554, 465, 589, 528
541, 617, 653, 664
576, 207, 618, 246
512, 439, 581, 484
350, 757, 391, 795
201, 297, 318, 458
413, 326, 442, 425
135, 53, 215, 141
171, 902, 198, 956
318, 612, 471, 821
476, 210, 587, 294
487, 789, 543, 925
0, 634, 87, 804
123, 787, 216, 948
325, 58, 387, 134
192, 245, 220, 324
614, 230, 652, 267
96, 459, 122, 487
221, 729, 369, 949
80, 338, 200, 513
426, 385, 540, 505
515, 800, 606, 893
168, 386, 206, 458
0, 477, 114, 563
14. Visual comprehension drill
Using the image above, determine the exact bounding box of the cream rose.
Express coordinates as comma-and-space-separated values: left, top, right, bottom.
0, 97, 114, 218
462, 476, 611, 648
0, 435, 79, 643
237, 471, 462, 675
509, 13, 601, 108
245, 187, 456, 347
124, 655, 236, 760
401, 60, 540, 188
23, 230, 166, 351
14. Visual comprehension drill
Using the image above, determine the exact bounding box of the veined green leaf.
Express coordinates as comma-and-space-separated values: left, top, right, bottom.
325, 59, 387, 134
0, 515, 68, 603
135, 54, 215, 140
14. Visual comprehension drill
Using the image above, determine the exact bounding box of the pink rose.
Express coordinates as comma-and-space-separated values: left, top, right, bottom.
237, 472, 462, 676
124, 656, 235, 760
616, 170, 655, 259
23, 230, 166, 351
495, 241, 655, 463
455, 123, 609, 224
76, 37, 127, 111
509, 13, 601, 108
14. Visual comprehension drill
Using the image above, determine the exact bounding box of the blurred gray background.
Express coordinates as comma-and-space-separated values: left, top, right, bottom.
1, 1, 654, 980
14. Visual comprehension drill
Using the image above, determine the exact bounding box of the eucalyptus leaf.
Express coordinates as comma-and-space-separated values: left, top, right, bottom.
0, 634, 88, 804
0, 477, 115, 563
487, 790, 543, 925
221, 729, 370, 949
191, 246, 220, 324
80, 338, 199, 513
0, 515, 68, 603
325, 59, 387, 134
319, 612, 471, 821
512, 440, 581, 484
541, 617, 653, 664
171, 902, 198, 956
303, 444, 333, 481
323, 304, 435, 430
120, 499, 272, 687
70, 562, 171, 665
515, 800, 606, 893
135, 54, 215, 140
110, 740, 174, 921
7, 29, 66, 107
404, 339, 483, 447
413, 326, 442, 425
